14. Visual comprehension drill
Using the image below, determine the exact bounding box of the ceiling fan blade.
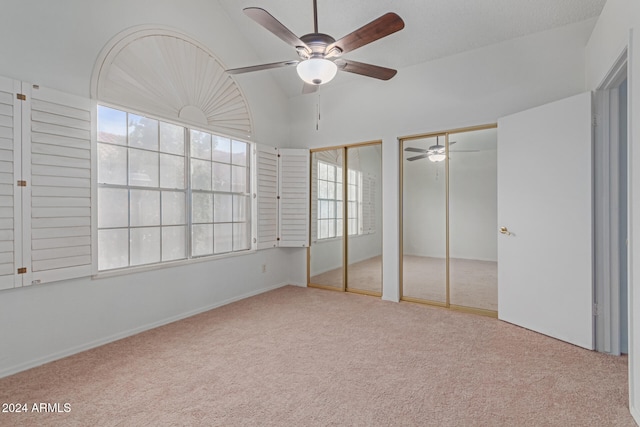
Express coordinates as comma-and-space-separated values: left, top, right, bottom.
407, 154, 430, 162
226, 60, 299, 75
450, 150, 480, 153
404, 147, 428, 153
337, 59, 397, 80
327, 13, 404, 56
302, 83, 319, 94
244, 8, 311, 53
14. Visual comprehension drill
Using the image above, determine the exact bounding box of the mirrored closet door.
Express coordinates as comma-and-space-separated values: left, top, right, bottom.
309, 143, 382, 296
400, 126, 497, 316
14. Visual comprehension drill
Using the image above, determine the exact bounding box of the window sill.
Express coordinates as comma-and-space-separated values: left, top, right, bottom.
92, 248, 258, 280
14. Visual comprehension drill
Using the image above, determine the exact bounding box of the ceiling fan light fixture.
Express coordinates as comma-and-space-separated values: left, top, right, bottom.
296, 58, 337, 85
428, 153, 446, 162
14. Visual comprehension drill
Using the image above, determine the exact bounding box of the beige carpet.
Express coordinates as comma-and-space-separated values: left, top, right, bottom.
310, 256, 382, 294
0, 286, 633, 426
312, 255, 497, 311
403, 255, 498, 311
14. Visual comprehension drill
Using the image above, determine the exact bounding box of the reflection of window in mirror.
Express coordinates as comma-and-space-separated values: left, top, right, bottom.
316, 160, 372, 240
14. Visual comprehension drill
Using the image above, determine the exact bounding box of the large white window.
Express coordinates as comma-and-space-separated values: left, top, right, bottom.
316, 160, 362, 240
97, 106, 251, 271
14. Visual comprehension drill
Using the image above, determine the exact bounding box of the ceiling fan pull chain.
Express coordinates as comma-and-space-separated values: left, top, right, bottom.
316, 92, 320, 130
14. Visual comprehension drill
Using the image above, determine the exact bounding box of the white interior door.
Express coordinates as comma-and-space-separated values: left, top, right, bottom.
497, 92, 594, 350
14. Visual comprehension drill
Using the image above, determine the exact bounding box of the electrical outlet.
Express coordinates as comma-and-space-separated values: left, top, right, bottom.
261, 264, 267, 273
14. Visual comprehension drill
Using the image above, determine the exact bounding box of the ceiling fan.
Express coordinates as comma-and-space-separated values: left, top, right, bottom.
226, 0, 405, 93
405, 137, 478, 162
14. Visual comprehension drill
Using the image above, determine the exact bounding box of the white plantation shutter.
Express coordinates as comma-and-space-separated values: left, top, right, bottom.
362, 174, 376, 235
255, 144, 278, 249
0, 77, 21, 290
278, 149, 309, 247
26, 84, 92, 284
310, 155, 318, 243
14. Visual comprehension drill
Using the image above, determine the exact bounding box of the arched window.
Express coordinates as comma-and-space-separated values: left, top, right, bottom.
92, 27, 254, 271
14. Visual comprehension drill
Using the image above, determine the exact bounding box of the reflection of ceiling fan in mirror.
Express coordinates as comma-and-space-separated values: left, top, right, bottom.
405, 137, 478, 162
225, 0, 405, 94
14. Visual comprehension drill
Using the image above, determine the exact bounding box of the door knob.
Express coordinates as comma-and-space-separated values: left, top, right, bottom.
500, 226, 511, 235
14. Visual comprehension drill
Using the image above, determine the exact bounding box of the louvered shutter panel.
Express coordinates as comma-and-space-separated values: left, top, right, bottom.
362, 174, 376, 235
278, 148, 309, 247
0, 77, 21, 290
310, 155, 318, 243
255, 144, 278, 249
26, 84, 92, 284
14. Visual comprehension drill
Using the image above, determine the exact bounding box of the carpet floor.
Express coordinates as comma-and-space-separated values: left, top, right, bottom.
0, 286, 634, 426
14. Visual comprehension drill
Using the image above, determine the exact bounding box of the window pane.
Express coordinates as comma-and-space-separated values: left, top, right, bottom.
319, 219, 329, 239
231, 166, 247, 193
349, 169, 357, 182
98, 229, 128, 270
336, 183, 343, 201
191, 130, 211, 160
327, 164, 335, 181
348, 184, 357, 201
213, 162, 231, 192
160, 153, 185, 189
336, 201, 343, 220
348, 219, 357, 235
319, 200, 329, 219
214, 223, 233, 254
212, 136, 231, 163
129, 148, 159, 187
336, 166, 342, 183
128, 114, 158, 150
233, 195, 249, 222
336, 219, 343, 237
97, 106, 126, 145
130, 189, 160, 227
192, 192, 213, 223
192, 224, 213, 256
130, 227, 160, 266
214, 193, 233, 223
231, 140, 248, 166
327, 180, 335, 199
348, 201, 358, 218
318, 162, 327, 180
318, 180, 328, 199
98, 188, 128, 228
162, 226, 186, 262
191, 159, 212, 191
98, 144, 127, 185
162, 191, 185, 225
233, 222, 250, 251
328, 200, 335, 219
160, 122, 184, 155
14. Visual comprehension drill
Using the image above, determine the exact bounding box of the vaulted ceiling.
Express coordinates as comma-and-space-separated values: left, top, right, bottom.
218, 0, 606, 98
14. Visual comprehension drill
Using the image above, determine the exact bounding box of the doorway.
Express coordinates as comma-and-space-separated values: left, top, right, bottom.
594, 52, 629, 355
308, 142, 382, 296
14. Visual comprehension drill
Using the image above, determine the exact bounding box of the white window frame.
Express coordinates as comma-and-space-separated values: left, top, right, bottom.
95, 104, 253, 273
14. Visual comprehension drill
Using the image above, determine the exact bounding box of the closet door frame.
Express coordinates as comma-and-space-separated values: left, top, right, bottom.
307, 140, 382, 297
399, 124, 497, 317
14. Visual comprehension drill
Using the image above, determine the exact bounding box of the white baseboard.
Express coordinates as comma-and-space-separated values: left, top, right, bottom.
0, 282, 289, 379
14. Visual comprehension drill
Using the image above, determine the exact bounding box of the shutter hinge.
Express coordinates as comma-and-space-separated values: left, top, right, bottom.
16, 93, 26, 101
17, 267, 27, 274
277, 237, 280, 241
17, 180, 26, 187
277, 196, 280, 199
593, 303, 599, 316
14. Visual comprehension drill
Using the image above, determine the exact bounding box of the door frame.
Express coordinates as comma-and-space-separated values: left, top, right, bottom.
594, 48, 629, 355
307, 140, 383, 297
398, 123, 498, 317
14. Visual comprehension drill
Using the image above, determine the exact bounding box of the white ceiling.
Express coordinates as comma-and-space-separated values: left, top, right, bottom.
217, 0, 606, 98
